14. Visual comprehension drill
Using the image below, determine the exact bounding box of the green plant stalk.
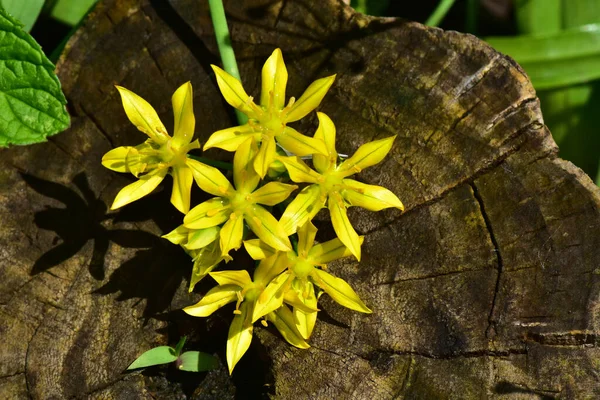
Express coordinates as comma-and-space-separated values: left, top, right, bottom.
465, 0, 478, 34
425, 0, 456, 27
208, 0, 248, 125
188, 154, 233, 171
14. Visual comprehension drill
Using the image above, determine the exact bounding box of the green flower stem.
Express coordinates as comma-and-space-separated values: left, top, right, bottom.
188, 154, 233, 171
425, 0, 456, 27
208, 0, 248, 125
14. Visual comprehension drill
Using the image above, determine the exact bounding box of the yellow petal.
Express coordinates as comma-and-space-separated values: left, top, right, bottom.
342, 179, 404, 211
252, 272, 290, 323
233, 137, 260, 193
250, 182, 297, 206
219, 213, 245, 257
338, 136, 396, 177
277, 156, 321, 183
188, 241, 223, 291
312, 268, 371, 313
172, 81, 195, 146
243, 239, 276, 260
253, 136, 276, 178
283, 288, 319, 314
204, 124, 259, 152
328, 193, 361, 261
227, 302, 254, 374
183, 284, 238, 317
266, 306, 310, 349
115, 86, 169, 144
111, 168, 168, 210
244, 205, 292, 252
211, 65, 256, 118
285, 75, 335, 122
102, 146, 135, 173
210, 269, 252, 288
253, 252, 288, 285
279, 185, 324, 236
170, 166, 194, 213
293, 281, 318, 339
185, 226, 220, 250
296, 221, 317, 256
260, 48, 288, 109
183, 198, 231, 229
186, 158, 234, 197
276, 126, 328, 157
162, 224, 189, 245
312, 112, 337, 173
309, 236, 364, 264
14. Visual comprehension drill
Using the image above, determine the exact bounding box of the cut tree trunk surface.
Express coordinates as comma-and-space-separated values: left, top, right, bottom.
1, 0, 599, 398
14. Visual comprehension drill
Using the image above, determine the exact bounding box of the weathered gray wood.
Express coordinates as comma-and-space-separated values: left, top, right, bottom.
1, 0, 599, 398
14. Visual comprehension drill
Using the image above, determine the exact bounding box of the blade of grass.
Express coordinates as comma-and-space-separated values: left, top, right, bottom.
425, 0, 456, 27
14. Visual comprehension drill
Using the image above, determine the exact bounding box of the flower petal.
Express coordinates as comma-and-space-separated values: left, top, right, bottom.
293, 281, 318, 339
227, 302, 254, 374
172, 81, 195, 146
244, 205, 292, 251
285, 75, 335, 122
253, 136, 276, 178
308, 236, 363, 265
250, 181, 297, 206
219, 213, 245, 257
252, 272, 290, 323
277, 156, 321, 184
342, 179, 404, 211
162, 224, 189, 245
283, 288, 318, 314
102, 146, 135, 173
260, 48, 288, 110
280, 185, 324, 236
276, 126, 328, 157
111, 168, 168, 210
210, 269, 252, 288
312, 112, 337, 173
338, 136, 396, 176
233, 137, 260, 193
183, 284, 238, 317
312, 268, 371, 313
211, 65, 256, 118
186, 158, 233, 197
204, 124, 259, 152
170, 166, 194, 213
183, 198, 231, 229
296, 221, 317, 257
253, 252, 288, 284
243, 239, 276, 260
328, 193, 361, 261
266, 306, 310, 349
185, 226, 220, 250
116, 86, 169, 144
188, 241, 224, 291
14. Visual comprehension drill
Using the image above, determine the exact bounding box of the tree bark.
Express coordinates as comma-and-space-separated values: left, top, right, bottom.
1, 0, 599, 398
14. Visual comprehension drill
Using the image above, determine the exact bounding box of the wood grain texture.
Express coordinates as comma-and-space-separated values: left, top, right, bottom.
0, 0, 599, 398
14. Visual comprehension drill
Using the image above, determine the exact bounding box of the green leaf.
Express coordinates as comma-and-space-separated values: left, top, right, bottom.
1, 0, 44, 32
0, 7, 70, 147
178, 351, 219, 372
50, 0, 98, 27
174, 336, 187, 356
127, 346, 177, 370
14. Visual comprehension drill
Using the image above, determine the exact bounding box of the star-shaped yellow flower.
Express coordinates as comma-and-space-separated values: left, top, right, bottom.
102, 82, 227, 214
204, 48, 334, 177
182, 137, 297, 258
278, 113, 404, 261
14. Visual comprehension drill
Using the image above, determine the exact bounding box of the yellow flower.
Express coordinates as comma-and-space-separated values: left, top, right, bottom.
183, 259, 306, 374
182, 138, 297, 258
244, 221, 371, 341
204, 48, 335, 178
278, 113, 404, 261
102, 82, 225, 214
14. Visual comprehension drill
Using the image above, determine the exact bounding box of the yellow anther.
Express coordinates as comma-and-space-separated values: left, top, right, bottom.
261, 319, 268, 327
233, 309, 242, 315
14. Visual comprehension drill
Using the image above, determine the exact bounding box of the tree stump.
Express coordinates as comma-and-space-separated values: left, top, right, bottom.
1, 0, 599, 398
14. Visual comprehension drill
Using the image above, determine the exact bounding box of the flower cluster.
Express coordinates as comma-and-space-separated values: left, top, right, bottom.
103, 49, 403, 374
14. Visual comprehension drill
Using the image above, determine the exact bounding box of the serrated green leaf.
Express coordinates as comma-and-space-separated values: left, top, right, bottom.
127, 346, 177, 370
0, 7, 70, 147
1, 0, 45, 32
178, 351, 219, 372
